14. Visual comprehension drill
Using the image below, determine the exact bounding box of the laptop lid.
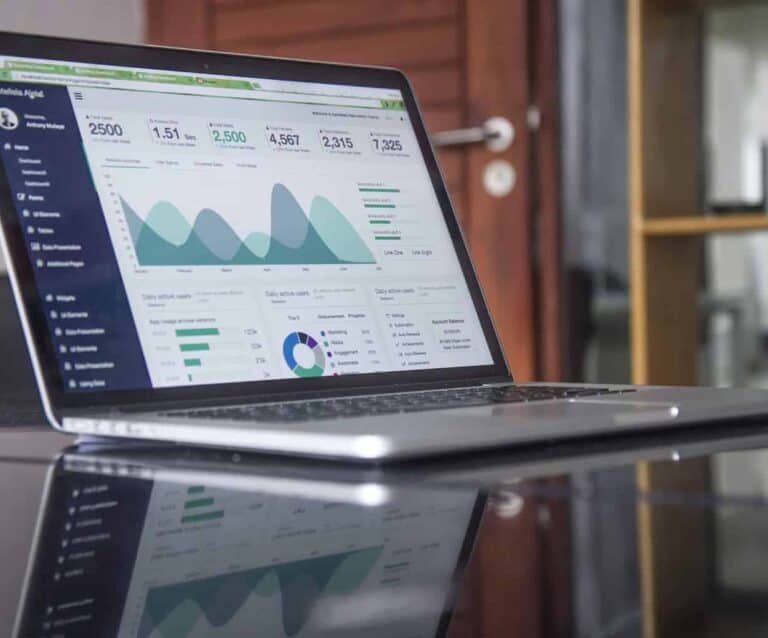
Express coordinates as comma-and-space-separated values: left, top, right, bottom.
0, 32, 508, 417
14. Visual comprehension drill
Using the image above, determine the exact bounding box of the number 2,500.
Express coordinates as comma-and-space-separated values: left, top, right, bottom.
88, 122, 124, 136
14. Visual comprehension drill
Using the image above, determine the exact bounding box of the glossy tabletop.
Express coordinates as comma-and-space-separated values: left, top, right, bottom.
6, 420, 768, 637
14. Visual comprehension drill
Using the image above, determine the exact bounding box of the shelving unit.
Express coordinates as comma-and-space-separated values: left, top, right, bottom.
627, 1, 750, 636
641, 214, 768, 236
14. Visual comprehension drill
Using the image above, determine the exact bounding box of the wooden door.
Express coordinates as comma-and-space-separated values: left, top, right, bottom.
146, 0, 563, 383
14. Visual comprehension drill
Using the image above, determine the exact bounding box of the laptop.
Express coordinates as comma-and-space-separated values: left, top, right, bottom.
0, 32, 768, 461
14, 452, 482, 637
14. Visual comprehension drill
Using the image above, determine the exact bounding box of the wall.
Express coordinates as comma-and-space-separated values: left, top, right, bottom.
0, 0, 144, 43
707, 7, 768, 334
560, 0, 628, 287
0, 0, 145, 271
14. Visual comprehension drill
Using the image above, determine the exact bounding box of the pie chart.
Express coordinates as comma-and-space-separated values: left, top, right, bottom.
282, 331, 325, 378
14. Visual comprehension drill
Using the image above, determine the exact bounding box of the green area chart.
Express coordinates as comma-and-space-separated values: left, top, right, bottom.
137, 546, 383, 638
121, 183, 376, 266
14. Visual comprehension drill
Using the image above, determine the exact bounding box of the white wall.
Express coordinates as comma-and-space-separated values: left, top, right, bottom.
0, 0, 144, 43
707, 8, 768, 332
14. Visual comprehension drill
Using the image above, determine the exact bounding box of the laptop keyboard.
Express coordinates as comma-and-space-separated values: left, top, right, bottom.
163, 385, 629, 423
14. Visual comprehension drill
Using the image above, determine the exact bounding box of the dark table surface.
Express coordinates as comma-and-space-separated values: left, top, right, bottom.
6, 420, 768, 638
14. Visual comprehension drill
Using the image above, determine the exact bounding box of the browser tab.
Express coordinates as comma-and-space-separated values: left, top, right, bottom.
6, 60, 74, 74
73, 66, 134, 80
133, 70, 195, 85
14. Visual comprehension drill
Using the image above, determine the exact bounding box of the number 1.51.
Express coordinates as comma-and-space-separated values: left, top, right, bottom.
151, 125, 180, 141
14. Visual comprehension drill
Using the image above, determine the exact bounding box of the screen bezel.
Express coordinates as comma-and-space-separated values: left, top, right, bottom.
0, 31, 510, 413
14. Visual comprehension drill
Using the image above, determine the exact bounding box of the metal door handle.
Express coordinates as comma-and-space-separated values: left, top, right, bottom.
431, 116, 514, 152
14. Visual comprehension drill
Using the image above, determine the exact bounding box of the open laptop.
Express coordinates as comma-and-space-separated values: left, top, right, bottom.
1, 32, 768, 461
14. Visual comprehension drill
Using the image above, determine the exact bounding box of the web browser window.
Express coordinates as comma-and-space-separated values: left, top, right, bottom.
0, 56, 493, 392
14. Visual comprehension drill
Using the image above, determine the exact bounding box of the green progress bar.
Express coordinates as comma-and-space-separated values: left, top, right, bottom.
175, 328, 219, 337
180, 343, 210, 352
182, 510, 224, 524
359, 187, 400, 192
374, 236, 401, 241
369, 220, 391, 225
364, 204, 396, 208
184, 358, 202, 367
184, 497, 215, 509
187, 485, 205, 494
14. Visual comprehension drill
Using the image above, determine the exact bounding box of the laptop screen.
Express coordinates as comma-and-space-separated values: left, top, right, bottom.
0, 54, 494, 393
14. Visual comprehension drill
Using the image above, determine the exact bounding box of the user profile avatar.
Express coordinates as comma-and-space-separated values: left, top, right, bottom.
0, 108, 19, 131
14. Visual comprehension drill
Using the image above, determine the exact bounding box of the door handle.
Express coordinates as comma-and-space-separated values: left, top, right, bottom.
431, 116, 514, 152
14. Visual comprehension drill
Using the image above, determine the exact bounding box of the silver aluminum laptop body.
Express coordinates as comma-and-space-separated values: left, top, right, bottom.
60, 385, 768, 461
1, 32, 768, 461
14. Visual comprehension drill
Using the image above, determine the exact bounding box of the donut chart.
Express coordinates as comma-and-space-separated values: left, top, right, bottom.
282, 331, 325, 378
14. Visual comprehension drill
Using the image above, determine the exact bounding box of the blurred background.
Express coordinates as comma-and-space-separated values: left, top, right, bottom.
4, 0, 768, 635
5, 0, 768, 391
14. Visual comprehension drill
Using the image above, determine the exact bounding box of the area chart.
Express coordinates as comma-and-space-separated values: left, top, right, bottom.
122, 183, 376, 266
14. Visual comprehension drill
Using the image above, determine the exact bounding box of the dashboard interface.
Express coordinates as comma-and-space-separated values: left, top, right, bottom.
17, 459, 479, 637
0, 55, 493, 392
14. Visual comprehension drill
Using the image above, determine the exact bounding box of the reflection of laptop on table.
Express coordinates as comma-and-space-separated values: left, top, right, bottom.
14, 453, 482, 637
1, 32, 768, 460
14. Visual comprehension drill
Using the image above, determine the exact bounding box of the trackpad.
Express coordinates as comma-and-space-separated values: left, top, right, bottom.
483, 399, 680, 427
457, 399, 681, 429
569, 399, 680, 426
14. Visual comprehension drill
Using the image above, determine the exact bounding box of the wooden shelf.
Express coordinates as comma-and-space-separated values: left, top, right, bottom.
630, 3, 728, 636
641, 214, 768, 236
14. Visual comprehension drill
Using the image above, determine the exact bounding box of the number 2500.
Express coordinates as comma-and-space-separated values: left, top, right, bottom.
88, 122, 123, 136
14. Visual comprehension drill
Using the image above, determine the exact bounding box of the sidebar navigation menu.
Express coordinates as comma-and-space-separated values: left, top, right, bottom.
0, 83, 150, 391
